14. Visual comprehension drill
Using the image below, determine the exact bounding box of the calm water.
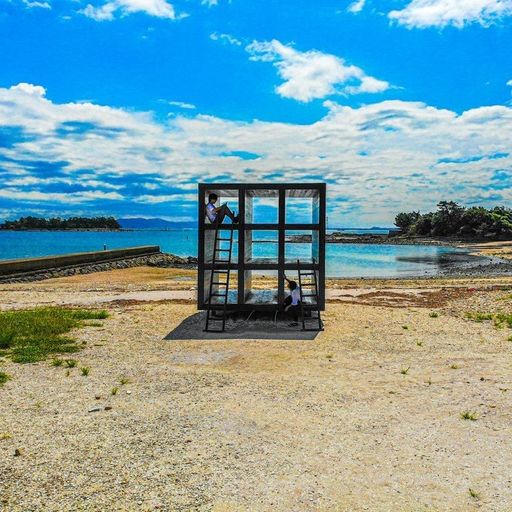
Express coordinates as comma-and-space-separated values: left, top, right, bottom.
0, 229, 463, 278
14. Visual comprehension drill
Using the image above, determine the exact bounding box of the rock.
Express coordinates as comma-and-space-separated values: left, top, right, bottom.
14, 448, 23, 457
88, 407, 101, 413
95, 395, 101, 400
104, 406, 112, 411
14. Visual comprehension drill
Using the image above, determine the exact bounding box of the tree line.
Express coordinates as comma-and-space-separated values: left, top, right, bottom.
0, 216, 121, 230
394, 201, 512, 239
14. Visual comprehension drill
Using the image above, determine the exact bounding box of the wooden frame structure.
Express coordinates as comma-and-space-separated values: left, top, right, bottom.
197, 183, 326, 312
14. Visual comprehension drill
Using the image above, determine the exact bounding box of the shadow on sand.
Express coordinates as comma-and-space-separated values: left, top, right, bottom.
165, 311, 319, 341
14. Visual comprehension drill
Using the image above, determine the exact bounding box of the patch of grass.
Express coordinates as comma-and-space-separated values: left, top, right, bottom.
111, 387, 119, 395
466, 312, 512, 329
461, 411, 478, 421
402, 325, 409, 330
450, 364, 460, 369
429, 312, 439, 318
507, 335, 512, 342
85, 321, 103, 327
0, 307, 108, 364
0, 432, 12, 440
400, 366, 410, 375
0, 371, 11, 385
81, 367, 90, 377
427, 377, 432, 386
65, 370, 71, 377
469, 488, 480, 499
51, 358, 64, 367
416, 341, 423, 347
119, 376, 130, 385
64, 359, 78, 368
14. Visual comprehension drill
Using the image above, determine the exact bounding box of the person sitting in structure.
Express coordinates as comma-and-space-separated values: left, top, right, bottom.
205, 193, 239, 224
283, 274, 301, 326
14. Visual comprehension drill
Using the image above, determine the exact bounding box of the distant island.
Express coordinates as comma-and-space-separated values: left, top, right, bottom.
0, 216, 121, 231
395, 201, 512, 240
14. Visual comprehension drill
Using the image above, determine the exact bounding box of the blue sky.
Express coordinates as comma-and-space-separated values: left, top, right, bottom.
0, 0, 511, 226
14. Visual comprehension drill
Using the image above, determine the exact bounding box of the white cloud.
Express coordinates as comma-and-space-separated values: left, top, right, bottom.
347, 0, 365, 13
388, 0, 512, 28
23, 0, 51, 8
210, 32, 242, 46
80, 0, 178, 20
167, 100, 196, 110
245, 40, 390, 102
507, 79, 512, 87
1, 83, 512, 225
202, 0, 218, 6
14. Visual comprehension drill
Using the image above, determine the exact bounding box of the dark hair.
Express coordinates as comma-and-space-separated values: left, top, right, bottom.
208, 193, 218, 203
288, 280, 297, 290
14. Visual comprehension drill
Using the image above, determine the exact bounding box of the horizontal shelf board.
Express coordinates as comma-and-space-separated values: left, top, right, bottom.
203, 223, 321, 230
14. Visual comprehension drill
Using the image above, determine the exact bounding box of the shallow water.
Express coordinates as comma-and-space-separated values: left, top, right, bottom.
0, 229, 465, 278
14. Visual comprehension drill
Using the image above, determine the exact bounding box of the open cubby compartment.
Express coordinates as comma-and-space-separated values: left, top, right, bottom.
203, 187, 240, 225
204, 228, 238, 264
285, 188, 320, 225
244, 230, 279, 264
202, 269, 239, 305
244, 189, 279, 224
285, 230, 319, 264
243, 270, 279, 304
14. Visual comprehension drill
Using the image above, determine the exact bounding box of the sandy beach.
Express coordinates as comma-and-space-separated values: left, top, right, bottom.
1, 266, 512, 511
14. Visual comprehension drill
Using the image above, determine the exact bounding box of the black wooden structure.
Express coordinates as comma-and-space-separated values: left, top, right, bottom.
198, 183, 326, 319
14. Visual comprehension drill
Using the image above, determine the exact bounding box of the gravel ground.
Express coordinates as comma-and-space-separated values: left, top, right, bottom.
1, 268, 512, 511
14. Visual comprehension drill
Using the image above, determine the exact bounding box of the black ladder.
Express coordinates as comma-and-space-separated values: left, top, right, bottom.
204, 226, 234, 332
297, 258, 324, 331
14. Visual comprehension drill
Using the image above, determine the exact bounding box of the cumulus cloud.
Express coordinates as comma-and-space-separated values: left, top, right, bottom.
167, 100, 196, 110
1, 83, 512, 225
210, 32, 242, 46
80, 0, 179, 20
23, 0, 51, 8
245, 40, 390, 102
347, 0, 365, 13
388, 0, 512, 28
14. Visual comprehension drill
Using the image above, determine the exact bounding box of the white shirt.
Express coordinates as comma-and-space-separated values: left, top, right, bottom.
290, 286, 301, 306
206, 203, 217, 223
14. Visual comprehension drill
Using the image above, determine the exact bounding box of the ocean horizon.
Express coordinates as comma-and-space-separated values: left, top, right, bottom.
0, 228, 463, 279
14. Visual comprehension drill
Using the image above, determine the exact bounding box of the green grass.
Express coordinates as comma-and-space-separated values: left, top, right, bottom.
416, 341, 423, 347
469, 488, 480, 499
0, 307, 108, 364
119, 376, 130, 385
81, 367, 90, 377
450, 364, 460, 369
111, 386, 119, 395
429, 312, 439, 318
507, 335, 512, 342
402, 325, 409, 330
400, 366, 410, 375
466, 312, 512, 328
0, 371, 11, 385
64, 359, 78, 368
461, 411, 478, 421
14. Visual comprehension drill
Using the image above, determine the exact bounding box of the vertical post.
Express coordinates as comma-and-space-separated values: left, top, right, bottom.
318, 183, 326, 310
237, 185, 245, 307
278, 188, 286, 306
197, 184, 204, 309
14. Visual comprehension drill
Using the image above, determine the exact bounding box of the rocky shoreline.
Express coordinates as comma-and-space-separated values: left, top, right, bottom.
290, 232, 507, 246
0, 252, 197, 284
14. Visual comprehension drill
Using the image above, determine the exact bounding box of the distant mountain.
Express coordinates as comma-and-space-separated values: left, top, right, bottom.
118, 218, 196, 229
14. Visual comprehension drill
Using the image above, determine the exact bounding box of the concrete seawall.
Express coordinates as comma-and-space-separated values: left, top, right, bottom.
0, 246, 160, 276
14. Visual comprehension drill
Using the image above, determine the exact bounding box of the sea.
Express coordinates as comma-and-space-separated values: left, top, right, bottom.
0, 229, 465, 278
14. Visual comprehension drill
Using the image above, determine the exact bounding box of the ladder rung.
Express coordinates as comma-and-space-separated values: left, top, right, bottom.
212, 282, 227, 286
211, 292, 227, 297
300, 272, 315, 276
212, 269, 229, 273
301, 294, 317, 298
217, 238, 231, 241
216, 249, 231, 252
